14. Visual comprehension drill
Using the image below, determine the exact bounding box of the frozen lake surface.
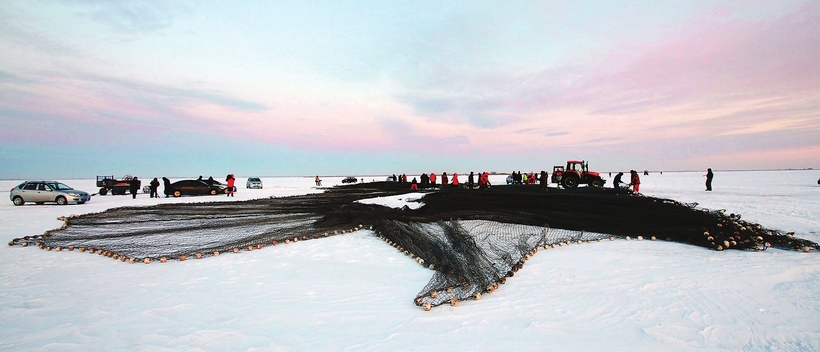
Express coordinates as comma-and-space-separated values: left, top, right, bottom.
1, 171, 819, 351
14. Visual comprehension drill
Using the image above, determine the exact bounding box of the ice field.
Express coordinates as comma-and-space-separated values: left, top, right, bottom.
1, 170, 819, 351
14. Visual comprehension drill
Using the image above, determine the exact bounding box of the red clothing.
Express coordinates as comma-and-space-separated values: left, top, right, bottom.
430, 173, 436, 184
410, 183, 418, 190
451, 173, 459, 186
441, 174, 448, 188
630, 172, 640, 192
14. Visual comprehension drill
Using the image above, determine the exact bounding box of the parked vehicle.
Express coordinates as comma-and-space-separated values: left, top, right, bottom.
551, 160, 606, 188
342, 176, 358, 184
10, 181, 91, 206
96, 175, 135, 195
166, 180, 227, 197
246, 177, 263, 189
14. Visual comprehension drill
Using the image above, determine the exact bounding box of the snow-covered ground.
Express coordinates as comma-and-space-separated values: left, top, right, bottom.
1, 171, 819, 351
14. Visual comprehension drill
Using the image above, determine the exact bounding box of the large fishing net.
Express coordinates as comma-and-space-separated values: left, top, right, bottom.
10, 182, 820, 309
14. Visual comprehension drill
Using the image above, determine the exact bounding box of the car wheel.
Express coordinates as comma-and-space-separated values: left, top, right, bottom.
173, 190, 182, 197
56, 196, 68, 205
209, 189, 217, 195
12, 196, 25, 206
562, 176, 579, 189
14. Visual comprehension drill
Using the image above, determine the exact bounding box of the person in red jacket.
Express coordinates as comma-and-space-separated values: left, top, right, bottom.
630, 170, 640, 192
451, 173, 459, 187
430, 173, 437, 186
226, 174, 236, 197
441, 172, 449, 188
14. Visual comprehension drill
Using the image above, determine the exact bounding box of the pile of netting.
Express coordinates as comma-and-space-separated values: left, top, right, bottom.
10, 182, 819, 309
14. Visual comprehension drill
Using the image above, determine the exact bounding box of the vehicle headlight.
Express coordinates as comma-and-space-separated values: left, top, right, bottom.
68, 193, 80, 197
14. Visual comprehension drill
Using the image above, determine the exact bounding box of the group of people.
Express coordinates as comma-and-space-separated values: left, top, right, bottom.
611, 170, 642, 192
390, 172, 493, 190
127, 174, 236, 199
611, 168, 714, 192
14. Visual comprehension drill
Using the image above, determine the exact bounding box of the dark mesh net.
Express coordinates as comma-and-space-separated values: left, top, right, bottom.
10, 182, 819, 309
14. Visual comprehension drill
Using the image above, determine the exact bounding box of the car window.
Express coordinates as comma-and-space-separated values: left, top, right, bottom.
47, 182, 73, 190
37, 183, 50, 191
23, 183, 37, 190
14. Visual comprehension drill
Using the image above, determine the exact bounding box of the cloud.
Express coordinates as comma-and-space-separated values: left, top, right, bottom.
63, 0, 193, 33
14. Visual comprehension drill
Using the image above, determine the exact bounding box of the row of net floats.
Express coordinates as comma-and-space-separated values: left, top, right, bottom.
7, 215, 374, 263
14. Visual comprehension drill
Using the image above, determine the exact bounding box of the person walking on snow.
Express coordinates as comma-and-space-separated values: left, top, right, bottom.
441, 172, 449, 188
430, 173, 437, 186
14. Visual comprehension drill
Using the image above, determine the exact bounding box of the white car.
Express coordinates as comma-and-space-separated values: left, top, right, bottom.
10, 181, 91, 206
246, 177, 263, 189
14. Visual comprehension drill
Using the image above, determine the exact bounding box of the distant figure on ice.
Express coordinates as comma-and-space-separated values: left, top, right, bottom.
207, 176, 214, 188
315, 175, 322, 186
705, 168, 714, 191
539, 171, 549, 192
226, 174, 235, 197
468, 172, 475, 189
613, 172, 625, 188
420, 173, 430, 188
429, 173, 437, 186
162, 177, 171, 197
630, 170, 641, 192
410, 177, 418, 190
451, 173, 459, 187
149, 178, 160, 198
129, 176, 141, 199
441, 172, 449, 188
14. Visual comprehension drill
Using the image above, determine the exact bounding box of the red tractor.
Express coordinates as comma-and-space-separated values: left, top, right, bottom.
551, 160, 606, 189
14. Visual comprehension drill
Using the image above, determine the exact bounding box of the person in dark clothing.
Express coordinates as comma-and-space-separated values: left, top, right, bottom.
162, 177, 172, 197
207, 176, 214, 188
468, 172, 475, 189
613, 172, 625, 188
420, 173, 429, 188
539, 171, 549, 192
129, 177, 141, 199
149, 178, 160, 198
705, 168, 714, 191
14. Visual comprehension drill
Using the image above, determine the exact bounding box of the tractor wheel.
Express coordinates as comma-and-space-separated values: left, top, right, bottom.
173, 190, 182, 197
56, 196, 68, 205
99, 188, 108, 196
12, 196, 25, 206
562, 175, 579, 189
590, 179, 604, 188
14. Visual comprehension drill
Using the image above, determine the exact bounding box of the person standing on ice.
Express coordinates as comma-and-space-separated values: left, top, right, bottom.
410, 177, 419, 190
420, 173, 429, 188
162, 177, 171, 197
451, 173, 459, 187
226, 174, 235, 197
129, 176, 141, 199
430, 173, 437, 187
315, 175, 322, 186
629, 170, 640, 192
468, 172, 475, 189
705, 168, 714, 191
149, 178, 160, 198
441, 172, 449, 188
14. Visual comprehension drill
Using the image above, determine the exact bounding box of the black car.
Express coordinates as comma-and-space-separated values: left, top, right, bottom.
342, 176, 358, 184
167, 180, 228, 197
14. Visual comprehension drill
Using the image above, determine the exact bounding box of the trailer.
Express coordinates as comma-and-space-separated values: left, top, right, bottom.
96, 175, 135, 195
